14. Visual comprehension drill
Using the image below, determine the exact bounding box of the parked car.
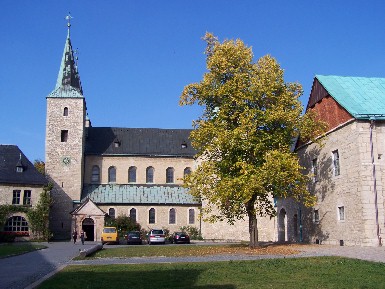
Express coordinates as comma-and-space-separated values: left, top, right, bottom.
101, 227, 119, 245
147, 229, 166, 245
171, 232, 190, 244
125, 231, 142, 245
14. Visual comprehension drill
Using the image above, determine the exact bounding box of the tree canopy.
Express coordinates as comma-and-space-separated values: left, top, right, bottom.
180, 33, 324, 247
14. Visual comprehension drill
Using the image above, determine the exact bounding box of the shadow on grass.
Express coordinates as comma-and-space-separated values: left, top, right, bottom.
0, 242, 47, 258
38, 267, 236, 289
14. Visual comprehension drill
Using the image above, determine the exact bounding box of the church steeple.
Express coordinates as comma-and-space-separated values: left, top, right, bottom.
49, 13, 83, 97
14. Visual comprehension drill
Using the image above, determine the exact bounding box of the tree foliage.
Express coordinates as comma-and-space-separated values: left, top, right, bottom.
104, 215, 141, 237
33, 159, 45, 176
180, 33, 325, 247
26, 183, 53, 241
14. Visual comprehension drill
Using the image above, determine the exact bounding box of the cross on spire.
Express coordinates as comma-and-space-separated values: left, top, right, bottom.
65, 12, 73, 37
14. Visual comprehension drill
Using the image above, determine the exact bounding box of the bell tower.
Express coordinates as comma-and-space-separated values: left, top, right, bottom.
45, 14, 86, 239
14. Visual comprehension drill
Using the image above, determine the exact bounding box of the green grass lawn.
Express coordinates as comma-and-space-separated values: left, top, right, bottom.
38, 257, 385, 289
0, 243, 46, 258
83, 243, 298, 259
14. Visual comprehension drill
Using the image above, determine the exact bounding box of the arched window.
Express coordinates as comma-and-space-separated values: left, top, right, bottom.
166, 167, 174, 183
184, 167, 192, 176
128, 166, 137, 183
63, 107, 69, 116
91, 165, 100, 183
108, 208, 116, 219
130, 208, 137, 222
149, 208, 155, 224
169, 208, 176, 224
4, 216, 29, 233
146, 166, 154, 183
108, 166, 116, 183
188, 208, 195, 224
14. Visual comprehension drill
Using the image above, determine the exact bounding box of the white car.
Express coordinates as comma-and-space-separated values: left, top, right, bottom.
147, 229, 166, 244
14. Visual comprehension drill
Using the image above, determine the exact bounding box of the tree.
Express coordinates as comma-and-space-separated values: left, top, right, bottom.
33, 160, 45, 176
180, 33, 325, 247
104, 215, 140, 237
27, 183, 53, 241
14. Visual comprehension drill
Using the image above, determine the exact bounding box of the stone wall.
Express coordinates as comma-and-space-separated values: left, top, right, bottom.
84, 155, 194, 185
45, 97, 86, 239
297, 120, 385, 246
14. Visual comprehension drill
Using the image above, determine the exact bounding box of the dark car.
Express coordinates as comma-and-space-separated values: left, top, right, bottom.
125, 231, 142, 245
171, 232, 190, 244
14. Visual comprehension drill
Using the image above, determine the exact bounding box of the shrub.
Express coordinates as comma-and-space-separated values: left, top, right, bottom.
179, 226, 203, 240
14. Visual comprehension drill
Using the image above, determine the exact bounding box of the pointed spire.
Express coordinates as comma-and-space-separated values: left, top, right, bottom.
54, 13, 83, 95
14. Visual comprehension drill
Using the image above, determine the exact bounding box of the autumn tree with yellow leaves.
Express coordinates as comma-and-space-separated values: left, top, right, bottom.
180, 33, 325, 247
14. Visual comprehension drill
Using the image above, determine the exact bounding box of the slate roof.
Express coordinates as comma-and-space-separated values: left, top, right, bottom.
0, 145, 47, 186
85, 127, 196, 157
315, 75, 385, 120
82, 184, 200, 205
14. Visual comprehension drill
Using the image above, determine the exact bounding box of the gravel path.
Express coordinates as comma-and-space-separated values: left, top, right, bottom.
1, 242, 385, 289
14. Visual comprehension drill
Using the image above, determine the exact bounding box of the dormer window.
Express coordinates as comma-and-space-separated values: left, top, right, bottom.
114, 140, 121, 148
16, 154, 24, 173
181, 142, 188, 149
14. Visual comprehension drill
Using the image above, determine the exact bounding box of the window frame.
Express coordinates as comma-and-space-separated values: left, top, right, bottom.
184, 167, 192, 176
128, 166, 137, 183
91, 165, 100, 183
338, 206, 345, 221
129, 208, 137, 223
169, 208, 176, 224
149, 208, 155, 224
61, 130, 69, 142
12, 190, 21, 205
312, 158, 318, 182
4, 216, 29, 233
188, 208, 195, 224
333, 150, 340, 176
23, 190, 31, 205
146, 167, 154, 183
108, 208, 116, 219
108, 166, 116, 183
166, 167, 174, 183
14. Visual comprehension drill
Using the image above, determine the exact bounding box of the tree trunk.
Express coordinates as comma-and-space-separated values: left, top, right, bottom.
248, 211, 259, 248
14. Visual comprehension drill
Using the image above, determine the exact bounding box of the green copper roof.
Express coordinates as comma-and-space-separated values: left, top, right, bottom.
48, 15, 83, 99
82, 184, 201, 205
316, 75, 385, 120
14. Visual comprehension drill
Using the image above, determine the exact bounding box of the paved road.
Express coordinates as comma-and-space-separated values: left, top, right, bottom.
1, 242, 385, 289
0, 241, 94, 289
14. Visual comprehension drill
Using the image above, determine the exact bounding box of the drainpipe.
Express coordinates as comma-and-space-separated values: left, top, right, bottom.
299, 206, 303, 242
369, 118, 382, 246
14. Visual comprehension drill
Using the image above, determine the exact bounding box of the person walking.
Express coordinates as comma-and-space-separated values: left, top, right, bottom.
80, 230, 86, 245
72, 230, 78, 244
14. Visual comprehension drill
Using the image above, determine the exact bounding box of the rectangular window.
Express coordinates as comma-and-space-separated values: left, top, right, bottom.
61, 130, 68, 142
12, 190, 21, 204
188, 208, 195, 224
333, 150, 340, 176
338, 206, 345, 221
312, 158, 318, 182
314, 209, 319, 223
23, 190, 31, 205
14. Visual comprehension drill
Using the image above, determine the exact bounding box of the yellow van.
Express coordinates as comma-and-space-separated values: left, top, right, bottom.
101, 227, 119, 245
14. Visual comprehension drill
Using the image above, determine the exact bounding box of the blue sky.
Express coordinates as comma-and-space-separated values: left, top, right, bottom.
1, 0, 385, 162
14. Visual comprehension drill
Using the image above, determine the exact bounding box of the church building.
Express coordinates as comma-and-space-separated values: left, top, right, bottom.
45, 20, 204, 240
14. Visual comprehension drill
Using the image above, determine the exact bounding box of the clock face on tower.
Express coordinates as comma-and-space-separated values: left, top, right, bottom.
62, 157, 71, 165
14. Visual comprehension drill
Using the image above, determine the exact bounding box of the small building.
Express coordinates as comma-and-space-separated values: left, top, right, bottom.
0, 145, 47, 239
295, 75, 385, 246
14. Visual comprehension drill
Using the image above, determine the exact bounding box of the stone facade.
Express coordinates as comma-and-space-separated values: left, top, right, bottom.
45, 97, 86, 239
297, 121, 385, 246
295, 75, 385, 247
